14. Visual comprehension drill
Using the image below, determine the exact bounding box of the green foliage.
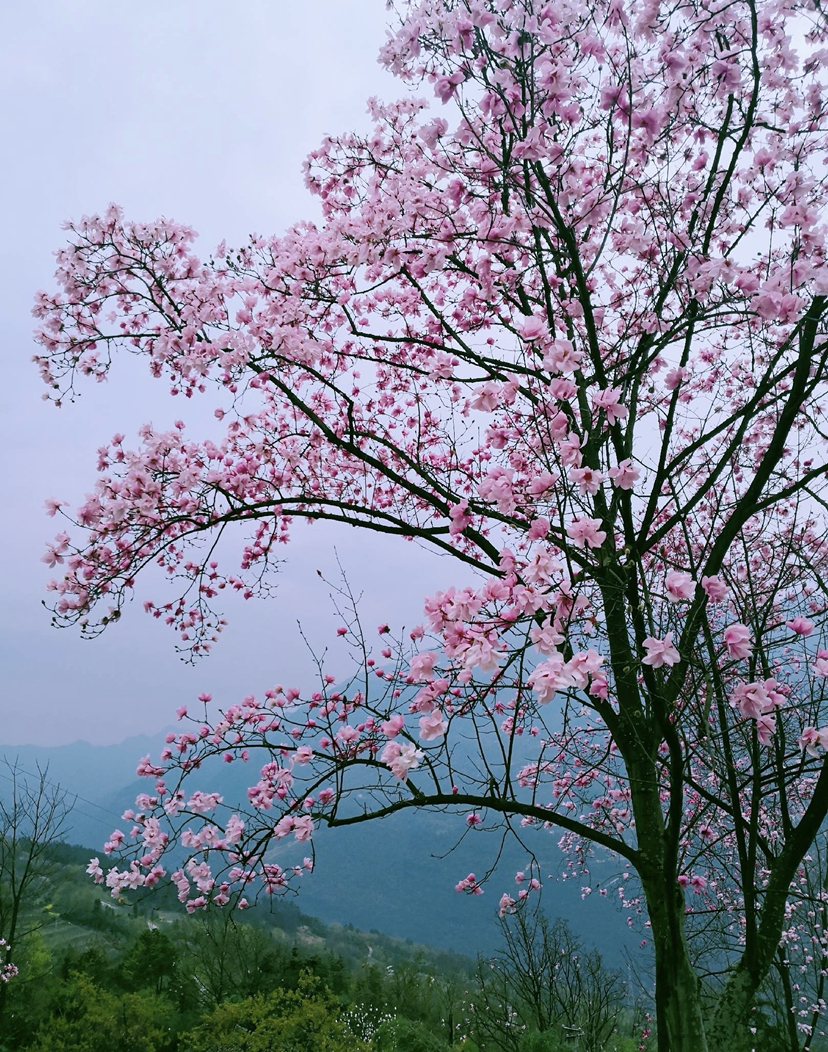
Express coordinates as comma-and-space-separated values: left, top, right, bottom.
343, 1001, 396, 1043
517, 1032, 568, 1052
0, 933, 57, 1051
27, 973, 177, 1052
120, 929, 176, 995
185, 972, 368, 1052
374, 1015, 452, 1052
0, 842, 638, 1052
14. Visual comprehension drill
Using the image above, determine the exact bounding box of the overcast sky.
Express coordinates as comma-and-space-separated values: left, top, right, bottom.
1, 1, 475, 747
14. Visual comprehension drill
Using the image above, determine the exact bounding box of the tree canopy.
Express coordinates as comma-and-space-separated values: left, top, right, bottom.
33, 1, 828, 1048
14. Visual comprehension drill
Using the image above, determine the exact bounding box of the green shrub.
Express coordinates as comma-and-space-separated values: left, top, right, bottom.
374, 1015, 452, 1052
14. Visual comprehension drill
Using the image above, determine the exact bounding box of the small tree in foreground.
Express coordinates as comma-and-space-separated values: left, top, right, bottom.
473, 908, 624, 1052
33, 0, 828, 1048
0, 761, 71, 1034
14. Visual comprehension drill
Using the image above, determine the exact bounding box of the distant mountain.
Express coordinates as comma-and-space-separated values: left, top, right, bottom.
0, 731, 174, 849
0, 734, 642, 965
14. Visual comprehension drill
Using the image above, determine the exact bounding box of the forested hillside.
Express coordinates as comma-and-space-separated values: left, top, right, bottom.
0, 842, 649, 1052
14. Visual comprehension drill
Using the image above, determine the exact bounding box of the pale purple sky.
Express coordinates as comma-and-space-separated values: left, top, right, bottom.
1, 1, 473, 746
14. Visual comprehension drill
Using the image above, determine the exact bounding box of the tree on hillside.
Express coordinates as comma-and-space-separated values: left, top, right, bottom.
33, 0, 828, 1048
0, 761, 71, 1030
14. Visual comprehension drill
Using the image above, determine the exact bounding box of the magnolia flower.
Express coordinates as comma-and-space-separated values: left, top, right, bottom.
381, 741, 424, 780
499, 893, 517, 916
528, 471, 558, 495
381, 714, 405, 737
570, 466, 605, 495
528, 516, 550, 541
529, 654, 574, 702
730, 680, 783, 720
608, 459, 641, 490
419, 710, 448, 741
642, 633, 681, 668
701, 575, 729, 601
567, 516, 606, 549
448, 500, 471, 536
521, 316, 547, 341
591, 387, 628, 425
756, 713, 777, 745
409, 651, 438, 682
799, 726, 828, 757
566, 649, 604, 688
529, 621, 565, 654
665, 571, 695, 602
723, 623, 753, 659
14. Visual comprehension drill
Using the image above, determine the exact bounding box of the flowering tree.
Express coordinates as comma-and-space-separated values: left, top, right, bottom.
0, 941, 18, 986
32, 0, 828, 1048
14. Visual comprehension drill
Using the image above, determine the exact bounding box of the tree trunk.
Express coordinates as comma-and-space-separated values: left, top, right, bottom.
706, 967, 762, 1052
643, 876, 710, 1052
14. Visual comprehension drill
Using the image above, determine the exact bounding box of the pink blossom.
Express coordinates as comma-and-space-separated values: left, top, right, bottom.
701, 576, 729, 601
292, 815, 314, 842
381, 714, 405, 737
665, 571, 695, 603
570, 467, 605, 495
543, 338, 583, 374
665, 367, 688, 390
499, 893, 517, 915
419, 710, 448, 741
787, 617, 815, 636
470, 382, 505, 412
608, 459, 641, 490
566, 649, 604, 688
589, 673, 609, 699
558, 432, 583, 467
528, 654, 574, 702
527, 516, 550, 541
528, 471, 558, 495
478, 467, 517, 513
455, 873, 483, 895
730, 681, 781, 720
756, 713, 777, 745
336, 724, 360, 746
799, 727, 828, 757
381, 740, 424, 780
529, 621, 565, 654
567, 517, 607, 550
448, 500, 472, 535
409, 651, 438, 682
591, 387, 628, 425
433, 71, 464, 104
723, 623, 753, 659
521, 316, 547, 341
642, 633, 680, 668
224, 815, 245, 845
